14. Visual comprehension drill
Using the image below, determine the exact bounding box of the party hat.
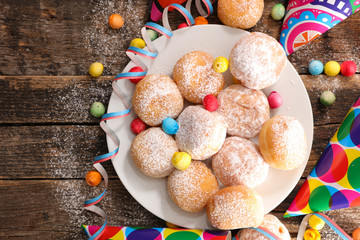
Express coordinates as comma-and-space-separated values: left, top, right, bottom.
82, 225, 231, 240
284, 96, 360, 217
280, 0, 360, 55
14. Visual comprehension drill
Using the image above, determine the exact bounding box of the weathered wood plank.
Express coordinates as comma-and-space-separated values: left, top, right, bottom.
1, 75, 359, 124
0, 179, 358, 239
1, 0, 359, 76
0, 124, 340, 180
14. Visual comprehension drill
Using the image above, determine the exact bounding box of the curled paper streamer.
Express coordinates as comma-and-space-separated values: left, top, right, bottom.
285, 96, 360, 218
280, 0, 360, 55
82, 226, 231, 240
297, 213, 352, 240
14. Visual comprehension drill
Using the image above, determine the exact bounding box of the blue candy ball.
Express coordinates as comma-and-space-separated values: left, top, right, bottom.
162, 117, 179, 135
308, 60, 324, 75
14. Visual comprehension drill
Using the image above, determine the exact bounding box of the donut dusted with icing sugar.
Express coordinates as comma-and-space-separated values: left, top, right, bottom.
131, 127, 177, 178
217, 0, 264, 29
238, 214, 290, 240
259, 115, 307, 170
132, 74, 183, 126
212, 137, 269, 188
173, 51, 225, 103
216, 84, 270, 138
206, 185, 264, 230
175, 106, 227, 160
168, 161, 219, 213
229, 32, 286, 90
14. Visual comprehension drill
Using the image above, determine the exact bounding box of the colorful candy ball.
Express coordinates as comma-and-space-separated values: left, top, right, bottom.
129, 66, 145, 84
309, 215, 325, 230
324, 61, 341, 76
267, 91, 283, 109
341, 61, 357, 77
108, 14, 124, 29
271, 3, 285, 20
308, 60, 324, 75
131, 118, 146, 134
172, 152, 191, 171
303, 228, 321, 240
90, 102, 106, 118
146, 29, 158, 41
203, 94, 219, 112
213, 56, 229, 73
89, 62, 104, 78
85, 170, 102, 186
320, 91, 336, 106
130, 38, 146, 49
177, 23, 188, 29
353, 228, 360, 240
194, 16, 208, 25
162, 117, 179, 135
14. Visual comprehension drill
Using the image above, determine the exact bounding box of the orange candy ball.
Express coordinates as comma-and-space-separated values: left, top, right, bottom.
194, 16, 208, 25
108, 14, 124, 29
353, 228, 360, 240
85, 170, 102, 186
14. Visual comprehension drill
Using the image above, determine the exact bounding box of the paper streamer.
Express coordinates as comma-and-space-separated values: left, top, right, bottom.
82, 225, 231, 240
297, 213, 353, 240
285, 96, 360, 218
83, 1, 214, 240
280, 0, 360, 55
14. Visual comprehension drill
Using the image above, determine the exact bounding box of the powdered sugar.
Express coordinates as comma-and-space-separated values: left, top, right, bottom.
229, 32, 286, 90
217, 84, 270, 138
131, 127, 177, 178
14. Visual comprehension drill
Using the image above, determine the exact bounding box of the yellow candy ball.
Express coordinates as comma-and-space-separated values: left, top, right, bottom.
324, 61, 340, 76
166, 222, 179, 228
213, 56, 229, 73
309, 215, 325, 230
172, 152, 191, 171
304, 228, 321, 240
89, 62, 104, 78
130, 38, 146, 49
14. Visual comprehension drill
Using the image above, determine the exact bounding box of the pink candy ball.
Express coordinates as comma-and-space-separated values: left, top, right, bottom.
341, 61, 357, 77
131, 118, 146, 134
129, 66, 144, 84
203, 94, 218, 112
267, 91, 283, 109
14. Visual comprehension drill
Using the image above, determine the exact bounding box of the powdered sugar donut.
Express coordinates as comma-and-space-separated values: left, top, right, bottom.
206, 185, 264, 229
216, 84, 269, 138
131, 127, 177, 178
259, 115, 307, 170
217, 0, 264, 29
212, 137, 269, 188
238, 214, 290, 240
132, 74, 183, 126
230, 32, 286, 90
168, 161, 219, 213
173, 51, 225, 103
175, 106, 227, 160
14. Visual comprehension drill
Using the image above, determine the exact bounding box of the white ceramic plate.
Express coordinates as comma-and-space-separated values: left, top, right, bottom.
107, 25, 313, 229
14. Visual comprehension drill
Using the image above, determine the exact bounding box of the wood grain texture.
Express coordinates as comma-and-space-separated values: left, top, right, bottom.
0, 0, 359, 76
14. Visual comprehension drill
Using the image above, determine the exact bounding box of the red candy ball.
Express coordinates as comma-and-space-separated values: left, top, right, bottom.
267, 91, 283, 109
177, 23, 188, 29
131, 118, 146, 134
129, 66, 144, 84
341, 61, 357, 77
203, 94, 218, 112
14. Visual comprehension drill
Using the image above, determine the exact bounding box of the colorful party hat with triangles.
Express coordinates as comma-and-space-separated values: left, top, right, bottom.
280, 0, 360, 55
285, 96, 360, 217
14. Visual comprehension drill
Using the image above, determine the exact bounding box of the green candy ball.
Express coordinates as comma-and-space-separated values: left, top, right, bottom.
90, 102, 106, 117
320, 91, 336, 106
146, 29, 158, 41
271, 3, 285, 20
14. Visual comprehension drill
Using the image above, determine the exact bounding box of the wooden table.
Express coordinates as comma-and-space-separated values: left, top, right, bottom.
1, 0, 360, 239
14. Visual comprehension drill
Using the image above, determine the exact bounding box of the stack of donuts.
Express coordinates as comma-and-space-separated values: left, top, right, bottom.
130, 31, 307, 238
